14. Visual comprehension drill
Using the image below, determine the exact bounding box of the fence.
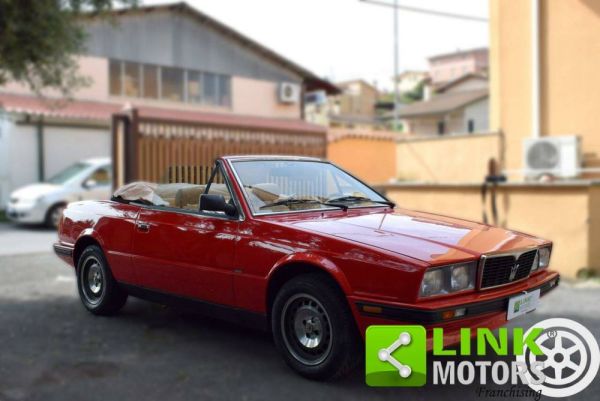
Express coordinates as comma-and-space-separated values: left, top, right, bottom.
112, 109, 327, 188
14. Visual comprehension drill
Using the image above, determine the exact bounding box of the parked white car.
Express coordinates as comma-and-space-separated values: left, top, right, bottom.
6, 158, 112, 228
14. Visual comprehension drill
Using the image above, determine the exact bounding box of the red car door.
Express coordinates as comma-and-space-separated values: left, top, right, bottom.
130, 166, 241, 307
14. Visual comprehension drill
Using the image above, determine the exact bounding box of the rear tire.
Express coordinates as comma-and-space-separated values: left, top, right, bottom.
76, 245, 127, 315
271, 273, 361, 380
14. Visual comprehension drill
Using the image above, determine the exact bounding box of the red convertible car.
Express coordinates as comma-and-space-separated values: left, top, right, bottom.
54, 156, 559, 380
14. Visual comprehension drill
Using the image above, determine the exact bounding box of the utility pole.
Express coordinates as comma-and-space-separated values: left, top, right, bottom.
392, 0, 399, 131
360, 0, 488, 131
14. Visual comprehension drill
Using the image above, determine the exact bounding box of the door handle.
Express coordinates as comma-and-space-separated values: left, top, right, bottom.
136, 222, 150, 232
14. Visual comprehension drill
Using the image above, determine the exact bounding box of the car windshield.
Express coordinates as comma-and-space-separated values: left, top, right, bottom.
231, 160, 390, 214
46, 162, 91, 185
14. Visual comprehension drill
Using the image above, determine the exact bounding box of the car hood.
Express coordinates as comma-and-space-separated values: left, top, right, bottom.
11, 183, 60, 201
289, 209, 546, 264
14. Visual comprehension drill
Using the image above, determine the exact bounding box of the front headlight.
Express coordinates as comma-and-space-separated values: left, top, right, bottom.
419, 262, 477, 298
538, 246, 551, 269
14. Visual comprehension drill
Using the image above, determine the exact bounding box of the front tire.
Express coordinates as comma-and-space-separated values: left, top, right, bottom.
271, 273, 361, 380
45, 204, 65, 229
76, 245, 127, 315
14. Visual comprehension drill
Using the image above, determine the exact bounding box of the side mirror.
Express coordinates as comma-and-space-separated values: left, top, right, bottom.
199, 194, 237, 217
83, 179, 97, 189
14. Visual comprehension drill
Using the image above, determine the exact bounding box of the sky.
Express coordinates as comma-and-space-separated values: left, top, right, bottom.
144, 0, 489, 91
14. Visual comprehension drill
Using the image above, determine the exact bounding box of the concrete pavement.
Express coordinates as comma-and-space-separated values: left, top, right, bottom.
0, 223, 57, 256
0, 251, 598, 401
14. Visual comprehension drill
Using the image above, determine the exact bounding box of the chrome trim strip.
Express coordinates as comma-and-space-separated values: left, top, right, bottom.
478, 247, 539, 290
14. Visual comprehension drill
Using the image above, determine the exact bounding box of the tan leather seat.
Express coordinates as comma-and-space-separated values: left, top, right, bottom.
251, 183, 281, 202
175, 183, 231, 210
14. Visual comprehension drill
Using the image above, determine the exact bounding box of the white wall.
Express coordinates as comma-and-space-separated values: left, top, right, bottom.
464, 98, 489, 133
0, 119, 111, 208
43, 126, 110, 179
0, 121, 39, 207
0, 113, 13, 207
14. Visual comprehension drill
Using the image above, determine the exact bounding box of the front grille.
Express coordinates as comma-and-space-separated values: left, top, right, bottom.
480, 249, 537, 288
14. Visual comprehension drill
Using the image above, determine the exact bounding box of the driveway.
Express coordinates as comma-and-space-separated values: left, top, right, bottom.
0, 223, 57, 256
0, 252, 598, 401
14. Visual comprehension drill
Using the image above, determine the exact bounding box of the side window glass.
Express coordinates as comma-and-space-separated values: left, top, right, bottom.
88, 167, 111, 186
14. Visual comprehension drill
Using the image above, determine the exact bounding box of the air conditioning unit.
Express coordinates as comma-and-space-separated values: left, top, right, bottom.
523, 136, 581, 179
279, 82, 301, 104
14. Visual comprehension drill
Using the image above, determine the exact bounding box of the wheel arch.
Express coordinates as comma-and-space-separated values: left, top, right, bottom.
73, 233, 103, 267
265, 255, 353, 318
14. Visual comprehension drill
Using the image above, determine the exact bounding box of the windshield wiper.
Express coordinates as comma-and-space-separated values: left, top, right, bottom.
259, 197, 348, 211
326, 195, 395, 208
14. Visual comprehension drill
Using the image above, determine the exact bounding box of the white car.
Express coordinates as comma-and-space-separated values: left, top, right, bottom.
6, 158, 112, 228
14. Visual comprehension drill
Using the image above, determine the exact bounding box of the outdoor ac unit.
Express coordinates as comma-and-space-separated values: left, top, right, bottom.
279, 82, 301, 104
523, 136, 581, 179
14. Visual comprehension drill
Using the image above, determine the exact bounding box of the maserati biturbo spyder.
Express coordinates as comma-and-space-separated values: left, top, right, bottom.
54, 156, 559, 380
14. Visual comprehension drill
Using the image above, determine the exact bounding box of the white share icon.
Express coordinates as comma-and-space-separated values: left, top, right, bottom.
377, 332, 412, 378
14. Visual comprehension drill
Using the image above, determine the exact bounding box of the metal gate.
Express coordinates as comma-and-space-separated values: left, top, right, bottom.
111, 108, 327, 189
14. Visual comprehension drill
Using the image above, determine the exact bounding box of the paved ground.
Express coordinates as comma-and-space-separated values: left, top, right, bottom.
0, 237, 598, 400
0, 223, 57, 256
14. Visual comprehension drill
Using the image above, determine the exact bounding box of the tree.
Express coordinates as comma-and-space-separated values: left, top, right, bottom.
401, 80, 425, 103
0, 0, 137, 96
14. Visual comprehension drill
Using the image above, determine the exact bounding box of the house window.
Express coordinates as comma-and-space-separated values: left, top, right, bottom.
123, 62, 140, 97
109, 60, 122, 95
218, 75, 231, 106
468, 119, 475, 133
143, 65, 159, 99
187, 71, 202, 103
203, 72, 218, 105
161, 67, 184, 101
437, 121, 445, 135
108, 59, 231, 107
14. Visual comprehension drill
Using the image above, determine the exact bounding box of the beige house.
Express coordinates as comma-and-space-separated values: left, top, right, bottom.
305, 79, 382, 129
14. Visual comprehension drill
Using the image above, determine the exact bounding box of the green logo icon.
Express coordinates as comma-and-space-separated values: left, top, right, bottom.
365, 325, 427, 387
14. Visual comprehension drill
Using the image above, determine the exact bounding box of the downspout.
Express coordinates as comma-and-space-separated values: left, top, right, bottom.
36, 116, 45, 181
531, 0, 540, 139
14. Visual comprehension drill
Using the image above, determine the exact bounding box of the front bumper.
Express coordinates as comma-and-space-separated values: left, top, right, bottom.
356, 275, 558, 324
351, 270, 560, 347
53, 243, 74, 265
6, 203, 47, 224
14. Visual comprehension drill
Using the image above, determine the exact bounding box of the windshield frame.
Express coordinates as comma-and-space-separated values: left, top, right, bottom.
226, 158, 394, 217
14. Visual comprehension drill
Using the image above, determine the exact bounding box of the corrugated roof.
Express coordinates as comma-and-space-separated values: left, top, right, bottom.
398, 89, 488, 118
0, 92, 326, 134
0, 92, 120, 121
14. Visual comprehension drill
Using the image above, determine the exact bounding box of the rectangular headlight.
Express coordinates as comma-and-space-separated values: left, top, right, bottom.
538, 246, 551, 269
419, 262, 477, 298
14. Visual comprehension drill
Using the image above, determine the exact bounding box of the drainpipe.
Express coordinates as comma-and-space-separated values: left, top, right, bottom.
531, 0, 540, 139
36, 117, 45, 181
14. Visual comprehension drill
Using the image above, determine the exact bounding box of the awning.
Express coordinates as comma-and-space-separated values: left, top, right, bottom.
0, 92, 326, 134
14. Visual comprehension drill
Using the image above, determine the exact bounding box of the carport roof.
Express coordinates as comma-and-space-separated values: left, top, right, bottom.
0, 92, 326, 134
